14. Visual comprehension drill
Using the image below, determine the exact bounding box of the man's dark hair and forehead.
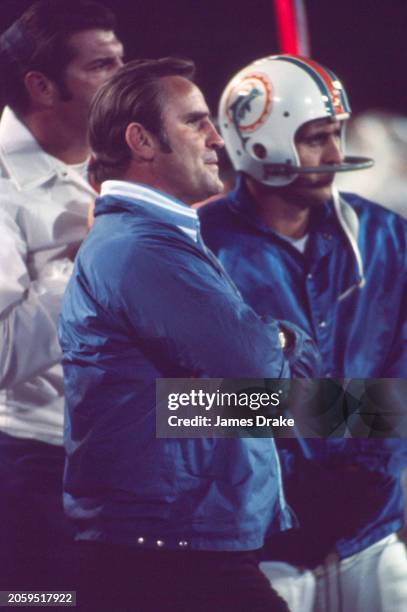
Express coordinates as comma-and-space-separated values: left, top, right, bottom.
89, 57, 196, 184
0, 0, 117, 114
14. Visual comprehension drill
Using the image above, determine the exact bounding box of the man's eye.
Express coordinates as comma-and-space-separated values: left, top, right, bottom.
187, 118, 204, 127
90, 60, 112, 71
305, 138, 320, 146
306, 136, 325, 146
186, 117, 210, 129
305, 131, 341, 146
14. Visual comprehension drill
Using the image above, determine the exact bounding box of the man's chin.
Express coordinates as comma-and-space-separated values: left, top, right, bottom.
192, 179, 224, 207
307, 190, 333, 207
207, 177, 224, 197
287, 184, 334, 208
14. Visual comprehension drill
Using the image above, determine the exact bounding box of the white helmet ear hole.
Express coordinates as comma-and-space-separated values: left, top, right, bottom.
252, 143, 267, 159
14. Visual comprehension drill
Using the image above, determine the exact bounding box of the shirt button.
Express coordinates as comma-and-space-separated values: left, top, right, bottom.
307, 273, 313, 280
319, 320, 327, 328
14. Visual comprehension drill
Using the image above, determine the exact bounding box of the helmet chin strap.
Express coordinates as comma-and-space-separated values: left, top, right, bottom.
265, 155, 374, 176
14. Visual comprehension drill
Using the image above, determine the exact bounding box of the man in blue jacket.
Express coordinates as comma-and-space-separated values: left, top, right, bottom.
200, 55, 407, 611
59, 58, 320, 611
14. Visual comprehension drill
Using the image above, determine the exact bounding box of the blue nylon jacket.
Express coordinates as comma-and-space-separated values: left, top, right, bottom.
199, 177, 407, 564
59, 181, 298, 551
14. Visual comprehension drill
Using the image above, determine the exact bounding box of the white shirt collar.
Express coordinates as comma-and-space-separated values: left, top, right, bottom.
100, 180, 199, 242
0, 107, 94, 195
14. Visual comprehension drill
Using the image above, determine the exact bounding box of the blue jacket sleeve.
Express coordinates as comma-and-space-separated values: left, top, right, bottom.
278, 436, 407, 479
278, 377, 407, 478
382, 220, 407, 376
382, 285, 407, 376
275, 319, 322, 378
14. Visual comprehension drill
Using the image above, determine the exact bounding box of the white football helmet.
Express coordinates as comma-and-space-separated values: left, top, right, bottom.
219, 54, 373, 186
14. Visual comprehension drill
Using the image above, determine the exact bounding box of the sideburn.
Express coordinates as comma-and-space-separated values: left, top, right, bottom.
158, 129, 172, 154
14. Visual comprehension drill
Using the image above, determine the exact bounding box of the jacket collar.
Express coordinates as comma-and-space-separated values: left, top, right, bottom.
331, 186, 365, 298
99, 180, 200, 242
0, 106, 95, 195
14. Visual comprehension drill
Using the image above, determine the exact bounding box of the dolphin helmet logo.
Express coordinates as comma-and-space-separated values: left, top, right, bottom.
226, 73, 273, 149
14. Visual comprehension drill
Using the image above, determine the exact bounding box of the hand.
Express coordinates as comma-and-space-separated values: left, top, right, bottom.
278, 320, 322, 378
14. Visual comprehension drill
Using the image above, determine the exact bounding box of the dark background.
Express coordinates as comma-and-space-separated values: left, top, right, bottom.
1, 0, 406, 116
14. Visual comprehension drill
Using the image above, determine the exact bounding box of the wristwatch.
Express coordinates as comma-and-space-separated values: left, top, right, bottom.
278, 330, 287, 350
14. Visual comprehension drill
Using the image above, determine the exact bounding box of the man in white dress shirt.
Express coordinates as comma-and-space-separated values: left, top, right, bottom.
0, 0, 123, 590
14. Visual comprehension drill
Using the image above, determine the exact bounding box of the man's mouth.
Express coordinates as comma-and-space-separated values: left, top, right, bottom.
204, 156, 219, 166
305, 175, 335, 188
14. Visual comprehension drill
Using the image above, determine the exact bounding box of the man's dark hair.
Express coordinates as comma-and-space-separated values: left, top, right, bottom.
0, 0, 117, 114
88, 57, 196, 184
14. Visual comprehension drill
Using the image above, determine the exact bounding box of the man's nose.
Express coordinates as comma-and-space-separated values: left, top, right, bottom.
324, 136, 342, 165
207, 122, 224, 150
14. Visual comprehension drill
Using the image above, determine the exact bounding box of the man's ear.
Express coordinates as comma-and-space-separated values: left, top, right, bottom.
24, 71, 56, 108
125, 122, 156, 161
